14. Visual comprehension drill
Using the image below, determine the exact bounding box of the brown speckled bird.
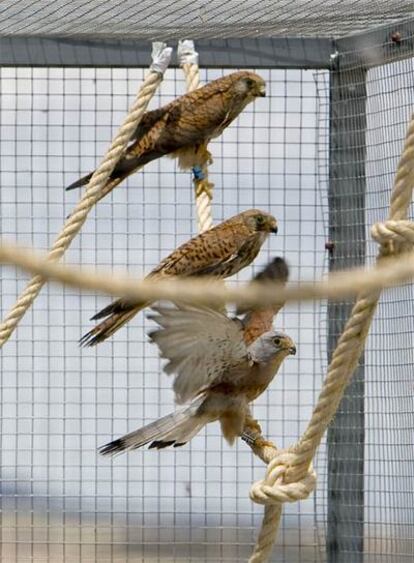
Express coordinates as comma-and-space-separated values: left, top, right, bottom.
99, 304, 296, 454
80, 209, 278, 346
66, 71, 266, 197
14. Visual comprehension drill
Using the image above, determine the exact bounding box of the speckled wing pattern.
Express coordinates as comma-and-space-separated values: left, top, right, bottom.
80, 210, 271, 346
125, 80, 239, 167
66, 70, 264, 192
150, 220, 264, 279
148, 304, 251, 404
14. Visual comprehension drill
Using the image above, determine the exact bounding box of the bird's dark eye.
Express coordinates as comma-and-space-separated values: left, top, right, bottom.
245, 78, 255, 88
256, 215, 266, 227
273, 337, 281, 346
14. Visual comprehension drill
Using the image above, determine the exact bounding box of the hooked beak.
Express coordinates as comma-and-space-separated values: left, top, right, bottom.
289, 346, 297, 355
258, 85, 266, 97
270, 225, 278, 234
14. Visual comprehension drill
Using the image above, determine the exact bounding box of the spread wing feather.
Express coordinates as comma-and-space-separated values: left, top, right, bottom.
148, 304, 250, 404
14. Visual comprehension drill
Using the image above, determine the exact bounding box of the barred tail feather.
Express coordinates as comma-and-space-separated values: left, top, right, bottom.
90, 297, 148, 321
66, 160, 144, 194
80, 306, 147, 347
65, 172, 131, 209
99, 398, 205, 455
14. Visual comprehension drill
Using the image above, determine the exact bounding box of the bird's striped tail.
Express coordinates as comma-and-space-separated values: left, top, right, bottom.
99, 397, 205, 455
80, 302, 148, 347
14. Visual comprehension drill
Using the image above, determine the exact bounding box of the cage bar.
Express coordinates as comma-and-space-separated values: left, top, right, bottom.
327, 61, 367, 563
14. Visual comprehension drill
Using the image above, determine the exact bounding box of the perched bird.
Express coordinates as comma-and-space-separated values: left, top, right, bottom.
240, 257, 289, 345
66, 71, 266, 199
99, 304, 296, 454
80, 209, 278, 346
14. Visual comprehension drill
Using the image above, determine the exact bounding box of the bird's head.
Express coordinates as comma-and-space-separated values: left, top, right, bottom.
249, 330, 296, 363
241, 209, 278, 235
232, 71, 266, 98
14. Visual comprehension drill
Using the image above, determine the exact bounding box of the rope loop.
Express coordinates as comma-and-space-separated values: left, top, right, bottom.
250, 451, 317, 506
371, 219, 414, 256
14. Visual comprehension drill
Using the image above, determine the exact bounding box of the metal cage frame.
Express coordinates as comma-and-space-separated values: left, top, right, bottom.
1, 15, 414, 562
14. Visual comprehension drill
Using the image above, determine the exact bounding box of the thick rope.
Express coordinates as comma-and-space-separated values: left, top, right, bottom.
1, 238, 414, 309
247, 114, 414, 562
2, 240, 414, 309
178, 39, 214, 233
0, 42, 172, 348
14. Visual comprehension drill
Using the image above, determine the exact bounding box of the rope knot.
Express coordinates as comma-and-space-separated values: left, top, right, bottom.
249, 450, 317, 506
371, 219, 414, 256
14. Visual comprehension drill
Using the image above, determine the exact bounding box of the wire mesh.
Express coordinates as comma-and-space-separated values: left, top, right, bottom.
0, 67, 327, 561
0, 0, 412, 40
314, 43, 414, 563
364, 55, 414, 563
1, 18, 414, 561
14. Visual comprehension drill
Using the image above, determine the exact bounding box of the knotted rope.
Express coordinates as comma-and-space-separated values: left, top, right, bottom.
178, 39, 214, 232
0, 42, 172, 347
247, 115, 414, 562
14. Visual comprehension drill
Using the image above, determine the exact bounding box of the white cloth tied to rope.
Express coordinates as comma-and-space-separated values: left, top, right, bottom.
151, 41, 173, 74
177, 39, 199, 66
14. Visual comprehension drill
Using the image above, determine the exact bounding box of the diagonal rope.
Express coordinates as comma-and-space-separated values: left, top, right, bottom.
0, 42, 172, 348
178, 39, 214, 232
247, 114, 414, 562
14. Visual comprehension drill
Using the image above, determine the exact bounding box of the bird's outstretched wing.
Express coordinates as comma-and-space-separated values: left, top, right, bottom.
148, 304, 250, 404
240, 257, 289, 345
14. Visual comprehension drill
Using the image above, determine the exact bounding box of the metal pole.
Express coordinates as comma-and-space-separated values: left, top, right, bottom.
327, 55, 367, 563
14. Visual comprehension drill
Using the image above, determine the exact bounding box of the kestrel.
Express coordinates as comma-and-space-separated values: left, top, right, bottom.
80, 209, 278, 346
239, 257, 290, 442
99, 304, 296, 454
66, 71, 266, 199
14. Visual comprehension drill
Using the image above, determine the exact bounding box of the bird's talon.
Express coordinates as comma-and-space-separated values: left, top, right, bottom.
244, 417, 263, 435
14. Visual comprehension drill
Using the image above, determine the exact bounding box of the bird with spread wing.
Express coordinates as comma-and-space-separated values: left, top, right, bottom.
80, 209, 278, 346
239, 256, 289, 346
98, 258, 294, 454
66, 71, 266, 200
